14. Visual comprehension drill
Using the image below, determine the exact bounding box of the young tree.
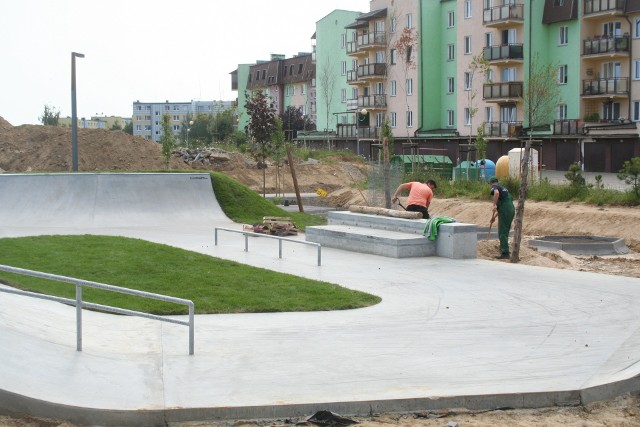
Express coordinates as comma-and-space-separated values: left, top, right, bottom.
271, 117, 286, 197
110, 120, 122, 131
160, 114, 176, 170
617, 157, 640, 198
511, 54, 560, 262
39, 105, 60, 126
380, 118, 394, 208
318, 57, 336, 145
123, 121, 133, 135
208, 106, 237, 143
245, 90, 277, 196
465, 54, 490, 161
393, 26, 419, 139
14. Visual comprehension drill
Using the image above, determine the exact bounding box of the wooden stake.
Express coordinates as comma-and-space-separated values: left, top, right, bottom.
286, 145, 304, 213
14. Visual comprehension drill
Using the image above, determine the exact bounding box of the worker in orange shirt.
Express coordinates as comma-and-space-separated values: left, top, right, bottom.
392, 179, 437, 219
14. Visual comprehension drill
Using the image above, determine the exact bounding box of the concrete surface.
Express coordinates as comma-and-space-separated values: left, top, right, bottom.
0, 173, 639, 426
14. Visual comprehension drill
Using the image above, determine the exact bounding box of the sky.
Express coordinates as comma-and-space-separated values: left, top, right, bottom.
0, 0, 371, 126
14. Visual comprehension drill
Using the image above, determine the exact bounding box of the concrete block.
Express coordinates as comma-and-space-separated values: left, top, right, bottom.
435, 223, 477, 259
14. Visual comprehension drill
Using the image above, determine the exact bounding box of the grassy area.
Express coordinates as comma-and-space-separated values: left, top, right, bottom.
0, 235, 380, 315
210, 171, 326, 229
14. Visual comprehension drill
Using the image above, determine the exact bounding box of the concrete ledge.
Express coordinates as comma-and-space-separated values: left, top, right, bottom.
327, 211, 426, 234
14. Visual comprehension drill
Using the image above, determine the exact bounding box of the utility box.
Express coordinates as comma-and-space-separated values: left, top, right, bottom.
508, 148, 539, 181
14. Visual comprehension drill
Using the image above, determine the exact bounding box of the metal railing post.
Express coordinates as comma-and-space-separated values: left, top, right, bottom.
188, 302, 195, 355
76, 284, 82, 351
244, 234, 248, 252
318, 246, 322, 267
279, 240, 283, 259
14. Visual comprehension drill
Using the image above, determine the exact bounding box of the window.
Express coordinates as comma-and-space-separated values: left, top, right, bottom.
375, 113, 384, 128
464, 108, 472, 125
635, 18, 640, 38
485, 32, 493, 48
448, 11, 455, 27
633, 101, 640, 121
375, 82, 384, 95
557, 104, 567, 120
464, 72, 472, 90
447, 44, 455, 60
501, 105, 516, 122
298, 64, 303, 74
406, 13, 413, 28
390, 112, 397, 128
635, 60, 640, 79
406, 78, 413, 95
554, 0, 565, 5
447, 110, 455, 127
341, 61, 347, 75
406, 110, 413, 127
485, 106, 494, 122
390, 17, 397, 33
301, 84, 305, 95
390, 49, 397, 64
341, 88, 347, 102
464, 0, 472, 18
390, 80, 397, 96
341, 33, 346, 48
262, 70, 266, 80
406, 46, 412, 62
558, 65, 568, 84
502, 67, 516, 82
603, 102, 621, 120
376, 50, 385, 63
447, 77, 455, 94
464, 36, 472, 54
559, 26, 568, 45
486, 69, 494, 82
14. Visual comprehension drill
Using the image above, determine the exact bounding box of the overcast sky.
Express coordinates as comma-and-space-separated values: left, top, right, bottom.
0, 0, 370, 126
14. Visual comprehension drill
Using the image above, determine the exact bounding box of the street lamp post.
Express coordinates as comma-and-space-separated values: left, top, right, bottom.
355, 108, 368, 156
186, 120, 194, 148
71, 52, 85, 172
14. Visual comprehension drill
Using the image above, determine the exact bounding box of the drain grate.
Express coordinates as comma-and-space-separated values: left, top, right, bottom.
528, 235, 629, 256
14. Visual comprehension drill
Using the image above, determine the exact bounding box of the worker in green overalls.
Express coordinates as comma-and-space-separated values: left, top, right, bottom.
489, 176, 515, 260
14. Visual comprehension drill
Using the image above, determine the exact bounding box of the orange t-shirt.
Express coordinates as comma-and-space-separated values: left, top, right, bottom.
405, 182, 433, 208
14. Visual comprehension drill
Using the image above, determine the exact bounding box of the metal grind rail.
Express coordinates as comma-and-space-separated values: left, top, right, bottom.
0, 264, 195, 355
214, 227, 322, 266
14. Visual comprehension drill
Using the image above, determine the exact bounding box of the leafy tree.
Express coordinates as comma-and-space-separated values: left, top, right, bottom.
186, 113, 210, 148
39, 105, 60, 126
617, 157, 640, 198
245, 90, 277, 196
280, 106, 315, 141
123, 121, 133, 135
160, 114, 176, 170
110, 120, 122, 131
465, 54, 490, 155
511, 54, 561, 262
393, 26, 419, 139
565, 162, 586, 187
380, 118, 394, 208
208, 106, 236, 143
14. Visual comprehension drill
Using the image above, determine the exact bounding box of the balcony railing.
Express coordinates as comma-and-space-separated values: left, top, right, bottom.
483, 82, 523, 100
483, 44, 524, 61
582, 78, 628, 96
483, 121, 524, 137
336, 124, 379, 139
358, 94, 387, 109
583, 35, 629, 55
357, 63, 386, 79
483, 3, 524, 25
346, 41, 359, 55
357, 31, 386, 50
583, 0, 625, 15
554, 119, 584, 135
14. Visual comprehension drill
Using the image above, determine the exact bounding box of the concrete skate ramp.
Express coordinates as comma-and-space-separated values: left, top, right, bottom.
0, 173, 226, 228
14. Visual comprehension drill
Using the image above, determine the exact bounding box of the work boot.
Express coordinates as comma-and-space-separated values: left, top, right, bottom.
495, 252, 510, 260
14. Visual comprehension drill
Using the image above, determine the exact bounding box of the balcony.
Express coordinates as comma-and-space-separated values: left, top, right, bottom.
483, 82, 523, 102
336, 124, 379, 139
357, 94, 387, 110
346, 70, 359, 84
582, 78, 628, 97
483, 3, 524, 27
357, 31, 386, 50
357, 63, 386, 80
483, 121, 524, 137
554, 119, 584, 135
483, 44, 524, 63
583, 35, 629, 57
583, 0, 625, 16
346, 41, 360, 55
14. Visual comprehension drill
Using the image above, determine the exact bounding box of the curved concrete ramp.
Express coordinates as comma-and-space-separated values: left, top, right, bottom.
0, 173, 226, 228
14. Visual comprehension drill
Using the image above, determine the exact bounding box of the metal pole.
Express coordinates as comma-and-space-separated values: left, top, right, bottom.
76, 284, 82, 351
71, 52, 85, 172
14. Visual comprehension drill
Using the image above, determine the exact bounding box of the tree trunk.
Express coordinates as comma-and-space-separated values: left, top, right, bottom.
383, 137, 391, 208
286, 145, 304, 213
510, 137, 532, 263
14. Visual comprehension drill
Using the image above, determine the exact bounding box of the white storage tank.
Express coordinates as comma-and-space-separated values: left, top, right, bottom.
508, 148, 539, 181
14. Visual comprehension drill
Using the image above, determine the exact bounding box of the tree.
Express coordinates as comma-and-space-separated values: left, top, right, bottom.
245, 90, 277, 196
39, 105, 60, 126
110, 120, 123, 131
280, 106, 315, 141
617, 157, 640, 198
208, 106, 236, 143
511, 54, 560, 262
318, 57, 336, 137
393, 26, 419, 139
380, 118, 394, 208
160, 114, 176, 170
271, 117, 286, 197
465, 54, 490, 163
123, 121, 133, 135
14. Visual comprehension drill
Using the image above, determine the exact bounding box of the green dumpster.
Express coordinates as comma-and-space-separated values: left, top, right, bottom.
454, 161, 480, 180
390, 155, 453, 179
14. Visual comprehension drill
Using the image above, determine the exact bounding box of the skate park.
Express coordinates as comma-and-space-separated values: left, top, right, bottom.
0, 172, 639, 426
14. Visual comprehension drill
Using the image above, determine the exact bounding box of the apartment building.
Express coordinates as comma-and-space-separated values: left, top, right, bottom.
132, 100, 232, 143
59, 115, 131, 130
231, 0, 640, 172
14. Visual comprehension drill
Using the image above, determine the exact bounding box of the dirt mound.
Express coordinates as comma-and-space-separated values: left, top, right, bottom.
0, 116, 12, 131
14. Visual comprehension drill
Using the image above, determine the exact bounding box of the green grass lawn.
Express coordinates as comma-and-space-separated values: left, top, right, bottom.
0, 235, 380, 315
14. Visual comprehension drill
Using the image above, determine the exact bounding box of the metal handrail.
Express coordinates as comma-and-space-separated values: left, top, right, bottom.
0, 264, 195, 355
215, 227, 322, 266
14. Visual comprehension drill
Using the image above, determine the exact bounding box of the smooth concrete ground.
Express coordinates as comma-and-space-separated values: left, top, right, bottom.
0, 173, 639, 426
